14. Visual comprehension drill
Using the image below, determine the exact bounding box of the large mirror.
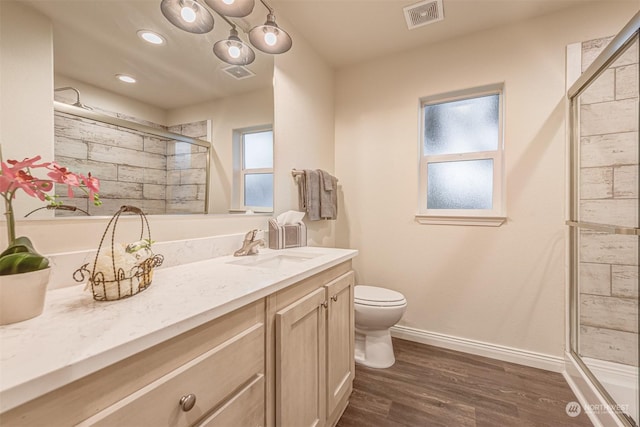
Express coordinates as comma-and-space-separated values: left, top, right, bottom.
13, 0, 274, 217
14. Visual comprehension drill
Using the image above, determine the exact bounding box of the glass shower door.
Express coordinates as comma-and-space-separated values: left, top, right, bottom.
568, 28, 639, 426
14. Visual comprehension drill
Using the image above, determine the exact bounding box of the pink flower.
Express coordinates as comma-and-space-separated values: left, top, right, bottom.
0, 153, 101, 247
81, 173, 100, 201
47, 163, 81, 186
6, 156, 50, 171
1, 155, 101, 207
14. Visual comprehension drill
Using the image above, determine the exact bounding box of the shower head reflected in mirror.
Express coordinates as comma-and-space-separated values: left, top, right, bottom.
54, 86, 93, 110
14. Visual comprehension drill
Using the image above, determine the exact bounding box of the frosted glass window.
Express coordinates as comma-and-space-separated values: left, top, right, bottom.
418, 84, 504, 222
427, 160, 493, 209
424, 94, 499, 155
234, 126, 273, 211
244, 173, 273, 208
243, 131, 273, 169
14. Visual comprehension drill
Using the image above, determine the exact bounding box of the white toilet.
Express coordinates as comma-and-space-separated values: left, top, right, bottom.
354, 285, 407, 369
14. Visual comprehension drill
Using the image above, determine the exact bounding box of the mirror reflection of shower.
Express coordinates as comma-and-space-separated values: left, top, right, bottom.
54, 86, 93, 110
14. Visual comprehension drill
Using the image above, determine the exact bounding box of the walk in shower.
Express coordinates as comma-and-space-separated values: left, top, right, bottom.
567, 11, 639, 427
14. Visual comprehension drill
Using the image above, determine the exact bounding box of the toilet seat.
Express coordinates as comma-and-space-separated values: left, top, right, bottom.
355, 285, 407, 307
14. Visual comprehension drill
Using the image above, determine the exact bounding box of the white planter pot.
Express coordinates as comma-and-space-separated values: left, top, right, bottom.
0, 268, 50, 325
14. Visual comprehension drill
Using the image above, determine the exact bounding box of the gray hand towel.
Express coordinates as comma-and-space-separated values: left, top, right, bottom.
304, 169, 321, 221
318, 169, 338, 220
297, 173, 307, 212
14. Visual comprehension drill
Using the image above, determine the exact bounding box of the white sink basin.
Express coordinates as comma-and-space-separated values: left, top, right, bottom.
228, 252, 321, 269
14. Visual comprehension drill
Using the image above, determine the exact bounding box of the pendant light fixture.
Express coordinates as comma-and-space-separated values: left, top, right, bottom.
204, 0, 254, 18
160, 0, 214, 34
213, 25, 256, 65
248, 5, 292, 54
159, 0, 292, 68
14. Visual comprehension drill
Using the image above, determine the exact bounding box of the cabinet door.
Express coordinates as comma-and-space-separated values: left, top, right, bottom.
325, 271, 355, 418
276, 287, 326, 427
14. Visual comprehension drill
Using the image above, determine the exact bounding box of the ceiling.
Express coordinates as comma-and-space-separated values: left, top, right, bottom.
21, 0, 613, 110
272, 0, 604, 67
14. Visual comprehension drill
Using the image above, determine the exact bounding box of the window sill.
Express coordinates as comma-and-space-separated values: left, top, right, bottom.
415, 215, 506, 227
229, 208, 274, 214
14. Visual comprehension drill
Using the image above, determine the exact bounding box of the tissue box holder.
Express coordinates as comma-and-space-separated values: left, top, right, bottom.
268, 218, 307, 249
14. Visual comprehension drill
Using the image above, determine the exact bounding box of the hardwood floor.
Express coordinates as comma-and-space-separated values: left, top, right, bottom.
337, 338, 593, 427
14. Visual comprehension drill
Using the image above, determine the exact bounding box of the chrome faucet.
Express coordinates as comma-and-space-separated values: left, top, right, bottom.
233, 229, 265, 256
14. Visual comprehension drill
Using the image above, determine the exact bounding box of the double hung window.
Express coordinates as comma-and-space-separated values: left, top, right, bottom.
417, 84, 505, 226
234, 127, 273, 212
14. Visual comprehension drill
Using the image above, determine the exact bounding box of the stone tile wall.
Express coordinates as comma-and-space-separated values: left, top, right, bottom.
53, 112, 208, 217
578, 36, 638, 367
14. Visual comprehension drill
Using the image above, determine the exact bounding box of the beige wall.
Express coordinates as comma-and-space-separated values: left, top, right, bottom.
274, 16, 336, 247
334, 2, 638, 357
0, 1, 54, 218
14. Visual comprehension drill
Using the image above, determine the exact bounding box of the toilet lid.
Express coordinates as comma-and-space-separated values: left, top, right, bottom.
354, 285, 406, 307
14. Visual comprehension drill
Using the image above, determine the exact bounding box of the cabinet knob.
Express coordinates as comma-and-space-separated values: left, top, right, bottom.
321, 301, 328, 309
331, 295, 338, 302
179, 393, 197, 412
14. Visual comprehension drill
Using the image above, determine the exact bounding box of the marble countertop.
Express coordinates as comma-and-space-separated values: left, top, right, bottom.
0, 246, 357, 412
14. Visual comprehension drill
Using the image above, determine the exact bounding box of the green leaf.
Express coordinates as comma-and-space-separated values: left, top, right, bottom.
0, 236, 41, 258
0, 252, 49, 275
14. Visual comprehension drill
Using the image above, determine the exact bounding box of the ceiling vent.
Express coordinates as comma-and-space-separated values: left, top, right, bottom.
403, 0, 444, 30
222, 65, 255, 80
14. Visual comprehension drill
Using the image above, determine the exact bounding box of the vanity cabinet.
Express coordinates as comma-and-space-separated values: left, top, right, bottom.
0, 256, 356, 427
271, 264, 355, 427
325, 272, 355, 423
0, 301, 266, 427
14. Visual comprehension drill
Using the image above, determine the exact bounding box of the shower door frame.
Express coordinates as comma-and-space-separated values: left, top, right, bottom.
567, 11, 640, 427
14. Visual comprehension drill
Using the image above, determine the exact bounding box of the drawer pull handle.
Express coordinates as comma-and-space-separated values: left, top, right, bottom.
331, 295, 338, 302
179, 394, 197, 412
321, 301, 328, 309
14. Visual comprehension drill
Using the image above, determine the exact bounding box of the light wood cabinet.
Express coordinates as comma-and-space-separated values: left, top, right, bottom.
77, 324, 264, 427
276, 287, 327, 427
1, 301, 266, 427
1, 260, 355, 427
272, 266, 355, 427
325, 272, 355, 425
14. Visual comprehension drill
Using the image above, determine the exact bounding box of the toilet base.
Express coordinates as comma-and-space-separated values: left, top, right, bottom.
354, 327, 396, 369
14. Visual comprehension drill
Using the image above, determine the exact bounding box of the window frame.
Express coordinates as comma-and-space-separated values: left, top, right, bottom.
232, 125, 274, 213
417, 83, 506, 226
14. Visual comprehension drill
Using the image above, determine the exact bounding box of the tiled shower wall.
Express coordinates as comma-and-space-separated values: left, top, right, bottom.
53, 112, 208, 216
578, 36, 639, 366
167, 122, 208, 214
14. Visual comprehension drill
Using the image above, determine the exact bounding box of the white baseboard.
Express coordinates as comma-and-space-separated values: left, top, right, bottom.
390, 325, 565, 373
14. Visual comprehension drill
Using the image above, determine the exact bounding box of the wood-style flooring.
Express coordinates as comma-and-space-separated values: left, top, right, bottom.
337, 338, 592, 427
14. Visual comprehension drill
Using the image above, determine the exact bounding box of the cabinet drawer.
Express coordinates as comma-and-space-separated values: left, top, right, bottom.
197, 374, 265, 427
79, 323, 264, 427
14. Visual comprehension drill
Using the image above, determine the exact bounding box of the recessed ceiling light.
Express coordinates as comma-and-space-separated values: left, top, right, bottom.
137, 30, 165, 45
116, 74, 137, 84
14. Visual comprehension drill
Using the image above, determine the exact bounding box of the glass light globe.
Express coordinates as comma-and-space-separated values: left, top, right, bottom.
228, 45, 241, 58
264, 31, 277, 46
180, 6, 197, 22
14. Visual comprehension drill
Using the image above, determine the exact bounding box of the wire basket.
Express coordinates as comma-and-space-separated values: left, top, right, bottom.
74, 205, 164, 301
